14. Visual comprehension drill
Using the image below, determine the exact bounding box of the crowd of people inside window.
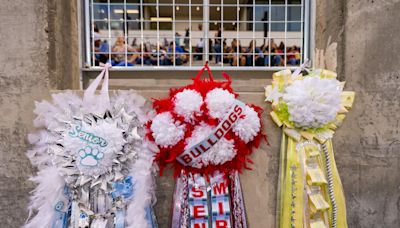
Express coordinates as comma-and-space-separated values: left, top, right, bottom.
93, 28, 301, 67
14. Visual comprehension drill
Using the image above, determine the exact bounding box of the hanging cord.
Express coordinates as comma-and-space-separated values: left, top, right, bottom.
194, 61, 214, 81
291, 59, 310, 79
82, 63, 112, 116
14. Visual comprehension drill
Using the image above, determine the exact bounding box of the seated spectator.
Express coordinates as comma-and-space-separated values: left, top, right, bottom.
111, 36, 136, 66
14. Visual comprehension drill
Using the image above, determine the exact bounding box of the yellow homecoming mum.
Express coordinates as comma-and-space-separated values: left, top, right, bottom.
265, 68, 355, 228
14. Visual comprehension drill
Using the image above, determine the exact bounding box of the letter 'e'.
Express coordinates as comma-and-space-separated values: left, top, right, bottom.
193, 205, 206, 218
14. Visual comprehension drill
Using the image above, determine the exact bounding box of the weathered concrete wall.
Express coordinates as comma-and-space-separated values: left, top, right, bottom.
316, 0, 400, 227
0, 0, 78, 227
0, 1, 50, 226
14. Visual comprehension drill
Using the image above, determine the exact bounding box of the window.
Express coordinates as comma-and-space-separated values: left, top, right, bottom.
83, 0, 310, 69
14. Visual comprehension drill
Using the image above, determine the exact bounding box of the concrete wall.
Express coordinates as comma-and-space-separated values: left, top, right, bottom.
0, 0, 400, 227
315, 1, 400, 227
0, 0, 78, 226
0, 0, 49, 226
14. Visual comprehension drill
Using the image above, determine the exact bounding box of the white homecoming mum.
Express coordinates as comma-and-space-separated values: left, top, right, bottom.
283, 76, 342, 128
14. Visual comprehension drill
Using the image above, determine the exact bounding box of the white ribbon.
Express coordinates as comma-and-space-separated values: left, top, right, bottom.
83, 63, 111, 116
291, 59, 310, 80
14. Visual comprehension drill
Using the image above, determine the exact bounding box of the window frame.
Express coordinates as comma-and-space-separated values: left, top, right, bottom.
79, 0, 314, 72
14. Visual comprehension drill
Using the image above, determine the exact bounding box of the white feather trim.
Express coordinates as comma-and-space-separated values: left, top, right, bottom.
205, 88, 235, 119
126, 140, 157, 228
24, 166, 66, 228
232, 106, 261, 143
173, 89, 203, 122
185, 123, 236, 168
150, 112, 185, 147
283, 77, 342, 128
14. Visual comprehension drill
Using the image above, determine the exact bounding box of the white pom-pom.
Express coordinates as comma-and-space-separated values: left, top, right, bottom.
232, 106, 261, 143
185, 123, 236, 168
150, 112, 185, 147
205, 88, 235, 119
173, 89, 203, 122
283, 77, 342, 128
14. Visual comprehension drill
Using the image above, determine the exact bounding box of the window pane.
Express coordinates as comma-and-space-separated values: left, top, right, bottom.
288, 22, 301, 32
255, 6, 269, 22
110, 4, 125, 20
210, 6, 222, 21
175, 5, 189, 20
255, 22, 270, 33
126, 5, 140, 20
271, 22, 285, 31
288, 6, 302, 21
94, 21, 109, 32
127, 22, 141, 37
223, 7, 238, 21
271, 6, 285, 21
287, 0, 302, 4
93, 4, 109, 20
223, 22, 237, 31
210, 0, 221, 4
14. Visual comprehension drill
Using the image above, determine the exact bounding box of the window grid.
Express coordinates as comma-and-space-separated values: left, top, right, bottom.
86, 0, 308, 69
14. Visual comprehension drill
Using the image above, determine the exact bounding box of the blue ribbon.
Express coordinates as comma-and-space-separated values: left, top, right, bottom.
145, 206, 158, 228
51, 186, 71, 228
111, 176, 135, 200
115, 209, 125, 228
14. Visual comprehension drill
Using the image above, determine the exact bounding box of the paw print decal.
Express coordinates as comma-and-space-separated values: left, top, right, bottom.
78, 146, 104, 167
